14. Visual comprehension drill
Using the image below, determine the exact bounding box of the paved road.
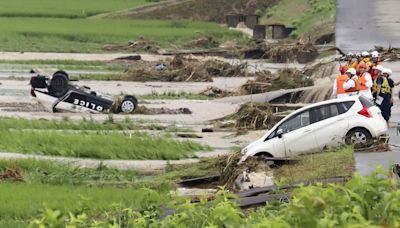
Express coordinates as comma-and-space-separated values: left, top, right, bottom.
336, 0, 400, 52
337, 0, 400, 175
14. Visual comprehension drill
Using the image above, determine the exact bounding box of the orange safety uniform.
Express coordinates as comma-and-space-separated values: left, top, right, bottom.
336, 74, 349, 94
358, 73, 369, 91
345, 77, 360, 93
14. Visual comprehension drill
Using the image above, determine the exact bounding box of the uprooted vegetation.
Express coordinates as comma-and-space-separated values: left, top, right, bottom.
103, 37, 161, 53
372, 45, 400, 61
240, 68, 314, 95
244, 42, 319, 63
124, 55, 248, 82
218, 102, 283, 130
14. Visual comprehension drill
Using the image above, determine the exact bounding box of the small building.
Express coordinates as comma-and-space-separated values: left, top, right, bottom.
226, 14, 245, 28
268, 24, 296, 39
253, 24, 266, 40
244, 14, 260, 29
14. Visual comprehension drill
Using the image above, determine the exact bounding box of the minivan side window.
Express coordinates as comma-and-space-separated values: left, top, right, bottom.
310, 104, 339, 123
279, 111, 310, 134
337, 101, 355, 114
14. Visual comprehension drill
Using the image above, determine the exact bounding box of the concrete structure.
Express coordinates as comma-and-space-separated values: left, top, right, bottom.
253, 24, 266, 40
226, 14, 245, 28
244, 14, 260, 29
269, 24, 296, 39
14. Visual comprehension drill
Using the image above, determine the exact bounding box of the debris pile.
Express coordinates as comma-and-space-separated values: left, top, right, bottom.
221, 102, 281, 130
372, 46, 400, 61
0, 168, 24, 182
103, 37, 160, 53
125, 55, 247, 82
200, 86, 235, 98
243, 42, 319, 63
240, 70, 274, 94
135, 105, 192, 115
265, 42, 319, 64
186, 36, 220, 48
240, 69, 314, 95
216, 152, 272, 191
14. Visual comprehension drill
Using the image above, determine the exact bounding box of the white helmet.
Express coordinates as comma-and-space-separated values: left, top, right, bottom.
382, 68, 392, 75
373, 64, 384, 71
346, 68, 356, 75
371, 51, 379, 58
362, 51, 370, 57
346, 52, 354, 57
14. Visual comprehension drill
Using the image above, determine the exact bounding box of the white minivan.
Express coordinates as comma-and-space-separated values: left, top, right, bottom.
239, 96, 388, 163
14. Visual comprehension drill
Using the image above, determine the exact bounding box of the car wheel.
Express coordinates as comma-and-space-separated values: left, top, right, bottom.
49, 73, 69, 98
119, 98, 137, 113
345, 128, 372, 145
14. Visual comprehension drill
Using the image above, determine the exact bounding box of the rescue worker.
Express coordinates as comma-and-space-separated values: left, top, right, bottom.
345, 52, 355, 69
352, 53, 362, 71
332, 67, 355, 98
373, 68, 392, 122
357, 63, 374, 100
361, 51, 372, 70
384, 68, 399, 119
344, 68, 359, 96
369, 51, 382, 80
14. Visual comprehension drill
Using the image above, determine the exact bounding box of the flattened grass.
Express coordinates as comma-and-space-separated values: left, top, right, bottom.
0, 130, 208, 160
0, 117, 140, 131
274, 146, 355, 184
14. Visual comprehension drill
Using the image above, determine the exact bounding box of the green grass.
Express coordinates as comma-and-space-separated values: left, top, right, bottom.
0, 18, 246, 52
0, 182, 169, 220
0, 59, 123, 71
0, 159, 140, 186
262, 0, 336, 40
0, 130, 209, 160
0, 157, 221, 224
0, 0, 149, 18
0, 117, 142, 131
70, 73, 127, 81
274, 146, 355, 184
138, 91, 211, 100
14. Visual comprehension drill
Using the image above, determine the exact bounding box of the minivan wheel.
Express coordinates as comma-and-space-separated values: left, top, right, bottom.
345, 128, 372, 145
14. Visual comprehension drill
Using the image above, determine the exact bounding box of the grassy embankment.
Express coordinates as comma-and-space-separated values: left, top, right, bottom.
0, 18, 245, 53
0, 147, 355, 226
0, 0, 246, 53
262, 0, 336, 41
0, 117, 209, 160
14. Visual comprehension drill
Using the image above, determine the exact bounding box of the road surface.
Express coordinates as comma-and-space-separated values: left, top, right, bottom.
336, 0, 400, 53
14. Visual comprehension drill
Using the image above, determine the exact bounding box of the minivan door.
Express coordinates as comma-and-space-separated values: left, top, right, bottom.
310, 102, 351, 150
274, 110, 319, 156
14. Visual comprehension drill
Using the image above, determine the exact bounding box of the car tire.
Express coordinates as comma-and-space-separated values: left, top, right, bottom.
345, 128, 372, 145
119, 97, 137, 114
49, 73, 69, 98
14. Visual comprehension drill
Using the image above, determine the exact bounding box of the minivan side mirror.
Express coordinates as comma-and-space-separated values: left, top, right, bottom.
277, 129, 284, 138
